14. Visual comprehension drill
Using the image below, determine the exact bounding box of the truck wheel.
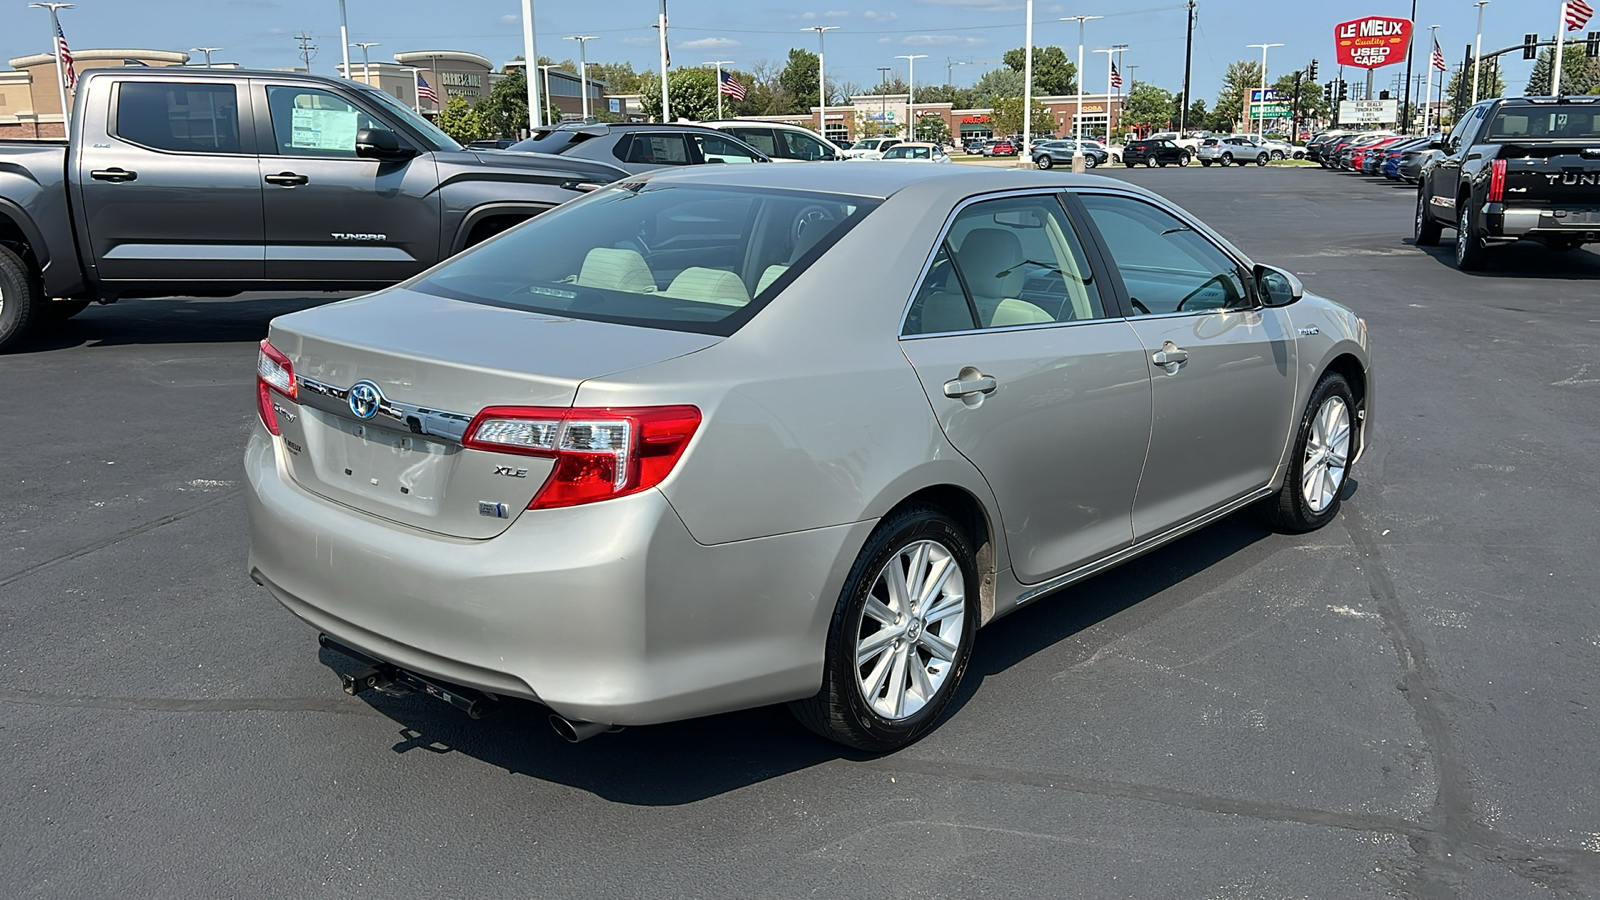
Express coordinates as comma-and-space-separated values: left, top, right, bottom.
1414, 188, 1442, 247
0, 245, 42, 352
1455, 202, 1488, 271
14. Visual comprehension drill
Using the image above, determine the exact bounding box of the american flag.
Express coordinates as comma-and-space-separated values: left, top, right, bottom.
416, 73, 438, 105
1110, 62, 1122, 90
719, 70, 747, 100
55, 20, 76, 90
1431, 37, 1447, 71
1567, 0, 1595, 31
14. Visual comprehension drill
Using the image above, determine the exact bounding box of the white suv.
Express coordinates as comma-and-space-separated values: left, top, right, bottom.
703, 121, 842, 162
841, 136, 902, 160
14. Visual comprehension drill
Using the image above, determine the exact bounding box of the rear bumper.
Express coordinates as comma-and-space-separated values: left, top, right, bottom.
245, 429, 872, 726
1485, 203, 1600, 240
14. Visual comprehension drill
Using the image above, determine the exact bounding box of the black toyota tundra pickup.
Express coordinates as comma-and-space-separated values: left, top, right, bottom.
0, 67, 625, 350
1415, 95, 1600, 270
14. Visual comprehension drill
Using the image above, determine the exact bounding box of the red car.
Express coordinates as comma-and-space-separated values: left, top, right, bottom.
1350, 137, 1404, 173
991, 140, 1017, 156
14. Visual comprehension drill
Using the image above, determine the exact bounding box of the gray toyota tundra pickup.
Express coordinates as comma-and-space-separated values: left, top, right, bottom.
0, 67, 625, 350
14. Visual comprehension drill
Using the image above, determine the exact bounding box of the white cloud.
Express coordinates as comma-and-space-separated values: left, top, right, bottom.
900, 34, 988, 47
797, 11, 817, 20
679, 37, 741, 51
825, 9, 849, 16
500, 13, 518, 24
863, 10, 898, 21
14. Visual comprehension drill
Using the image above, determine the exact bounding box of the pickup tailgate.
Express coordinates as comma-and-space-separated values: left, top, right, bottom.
1502, 143, 1600, 210
265, 288, 720, 538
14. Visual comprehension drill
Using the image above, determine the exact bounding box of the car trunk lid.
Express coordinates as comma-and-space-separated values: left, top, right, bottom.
266, 288, 720, 538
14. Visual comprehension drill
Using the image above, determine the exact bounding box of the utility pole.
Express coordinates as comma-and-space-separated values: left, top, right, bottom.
30, 2, 73, 126
565, 35, 597, 121
1180, 0, 1195, 133
191, 47, 221, 68
521, 1, 541, 136
657, 1, 671, 123
1021, 0, 1034, 163
807, 26, 840, 142
1401, 0, 1417, 132
337, 0, 351, 80
352, 42, 379, 84
294, 32, 318, 73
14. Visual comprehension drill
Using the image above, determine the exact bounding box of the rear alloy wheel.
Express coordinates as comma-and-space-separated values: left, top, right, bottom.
1414, 188, 1442, 247
1144, 156, 1156, 168
1271, 150, 1285, 161
1037, 155, 1053, 169
790, 505, 977, 751
1178, 153, 1190, 167
1455, 201, 1488, 270
1256, 153, 1269, 166
1265, 372, 1356, 533
1221, 153, 1234, 167
1083, 155, 1097, 169
0, 244, 42, 353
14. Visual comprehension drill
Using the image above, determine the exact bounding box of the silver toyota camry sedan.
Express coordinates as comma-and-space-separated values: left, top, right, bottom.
246, 164, 1373, 750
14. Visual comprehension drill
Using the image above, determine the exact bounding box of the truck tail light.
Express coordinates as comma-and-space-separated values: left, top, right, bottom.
463, 405, 702, 509
1487, 159, 1507, 203
256, 339, 296, 436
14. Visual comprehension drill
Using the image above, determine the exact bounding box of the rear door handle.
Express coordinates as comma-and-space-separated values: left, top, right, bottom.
1150, 343, 1189, 367
90, 168, 137, 183
264, 172, 309, 186
942, 374, 997, 398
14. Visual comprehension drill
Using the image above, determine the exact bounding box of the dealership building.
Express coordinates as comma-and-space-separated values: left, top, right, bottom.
740, 92, 1130, 146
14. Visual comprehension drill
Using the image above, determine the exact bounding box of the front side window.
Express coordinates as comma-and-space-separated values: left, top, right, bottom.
691, 132, 761, 164
618, 132, 690, 165
783, 130, 834, 160
904, 194, 1106, 336
265, 86, 384, 157
413, 184, 876, 335
115, 82, 240, 153
1078, 193, 1250, 316
727, 127, 778, 156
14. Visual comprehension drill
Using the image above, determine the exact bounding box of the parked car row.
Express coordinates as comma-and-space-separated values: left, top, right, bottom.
1307, 130, 1439, 184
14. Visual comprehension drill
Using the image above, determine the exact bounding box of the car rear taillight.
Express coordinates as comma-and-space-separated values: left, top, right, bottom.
1487, 159, 1507, 203
463, 405, 702, 509
256, 339, 296, 436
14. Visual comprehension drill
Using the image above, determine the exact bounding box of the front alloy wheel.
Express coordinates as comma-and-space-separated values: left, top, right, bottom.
1265, 371, 1356, 533
1037, 155, 1053, 169
1144, 156, 1156, 168
791, 505, 977, 750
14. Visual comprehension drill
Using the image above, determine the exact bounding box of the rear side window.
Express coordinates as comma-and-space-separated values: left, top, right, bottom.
692, 132, 761, 164
114, 82, 240, 153
617, 132, 690, 165
413, 184, 878, 336
726, 127, 778, 156
782, 130, 834, 160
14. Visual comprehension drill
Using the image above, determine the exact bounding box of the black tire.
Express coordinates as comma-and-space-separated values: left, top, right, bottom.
1264, 371, 1357, 534
1414, 187, 1442, 247
790, 505, 979, 751
1256, 153, 1269, 166
1455, 200, 1488, 271
1178, 153, 1190, 167
1037, 155, 1053, 169
1200, 159, 1212, 167
1221, 153, 1233, 167
1124, 161, 1135, 168
0, 244, 42, 353
1144, 156, 1156, 168
1271, 150, 1284, 161
1083, 155, 1097, 169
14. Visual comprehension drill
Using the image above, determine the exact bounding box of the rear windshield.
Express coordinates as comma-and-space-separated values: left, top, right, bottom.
1487, 105, 1600, 141
507, 130, 594, 154
412, 183, 877, 336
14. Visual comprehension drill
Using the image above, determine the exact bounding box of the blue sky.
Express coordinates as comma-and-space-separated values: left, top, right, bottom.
2, 1, 1556, 99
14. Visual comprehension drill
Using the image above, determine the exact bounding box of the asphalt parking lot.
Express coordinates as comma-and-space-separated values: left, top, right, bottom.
4, 167, 1599, 899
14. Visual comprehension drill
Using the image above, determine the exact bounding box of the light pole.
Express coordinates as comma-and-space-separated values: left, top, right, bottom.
878, 66, 890, 137
806, 26, 840, 142
1470, 1, 1489, 104
29, 3, 73, 126
337, 0, 351, 82
1061, 14, 1102, 169
191, 47, 222, 68
351, 42, 378, 83
521, 1, 541, 137
1246, 42, 1283, 138
1424, 25, 1439, 134
657, 1, 670, 123
895, 53, 927, 141
566, 35, 597, 121
1093, 45, 1127, 141
1020, 0, 1034, 165
538, 64, 559, 125
703, 60, 733, 119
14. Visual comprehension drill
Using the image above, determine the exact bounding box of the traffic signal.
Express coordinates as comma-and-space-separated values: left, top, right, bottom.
1308, 59, 1319, 81
1587, 31, 1599, 59
1524, 33, 1539, 60
1379, 90, 1391, 100
1323, 81, 1334, 103
1339, 81, 1350, 101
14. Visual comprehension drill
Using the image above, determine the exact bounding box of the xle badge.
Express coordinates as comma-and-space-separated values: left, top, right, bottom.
493, 465, 529, 478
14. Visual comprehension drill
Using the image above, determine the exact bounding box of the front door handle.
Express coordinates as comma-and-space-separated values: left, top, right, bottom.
90, 168, 137, 183
943, 373, 998, 398
1150, 342, 1189, 367
264, 172, 310, 186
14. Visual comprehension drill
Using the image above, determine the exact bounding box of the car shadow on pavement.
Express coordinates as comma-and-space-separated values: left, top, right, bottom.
1408, 237, 1600, 278
9, 294, 349, 354
332, 511, 1278, 806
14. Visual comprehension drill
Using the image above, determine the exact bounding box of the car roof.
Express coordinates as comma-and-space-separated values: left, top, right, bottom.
631, 160, 1116, 200
890, 142, 941, 149
706, 120, 824, 134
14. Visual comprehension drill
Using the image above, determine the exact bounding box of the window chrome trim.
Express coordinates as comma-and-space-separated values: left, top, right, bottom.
896, 187, 1124, 340
296, 376, 473, 444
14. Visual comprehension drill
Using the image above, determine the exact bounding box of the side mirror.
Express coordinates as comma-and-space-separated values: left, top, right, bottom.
1255, 264, 1303, 307
1428, 138, 1447, 150
356, 127, 415, 161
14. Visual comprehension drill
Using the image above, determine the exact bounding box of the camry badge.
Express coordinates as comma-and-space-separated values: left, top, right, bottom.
348, 381, 383, 420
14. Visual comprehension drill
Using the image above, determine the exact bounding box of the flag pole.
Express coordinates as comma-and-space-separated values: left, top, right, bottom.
1552, 2, 1567, 96
31, 3, 73, 133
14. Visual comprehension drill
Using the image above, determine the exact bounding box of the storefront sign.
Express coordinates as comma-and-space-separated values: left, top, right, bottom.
1338, 99, 1399, 123
960, 115, 990, 124
1334, 16, 1412, 69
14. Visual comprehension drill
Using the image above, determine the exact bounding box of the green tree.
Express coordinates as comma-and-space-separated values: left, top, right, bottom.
436, 96, 487, 142
639, 67, 720, 122
1272, 72, 1326, 128
1184, 98, 1208, 130
1446, 61, 1506, 122
1526, 43, 1600, 96
1213, 59, 1264, 131
915, 115, 951, 144
1121, 81, 1176, 132
990, 95, 1053, 137
972, 67, 1025, 105
778, 47, 822, 113
854, 112, 889, 138
914, 83, 977, 108
479, 67, 529, 136
1002, 46, 1077, 95
585, 61, 645, 95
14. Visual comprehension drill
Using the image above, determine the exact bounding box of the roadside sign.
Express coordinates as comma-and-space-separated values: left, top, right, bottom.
1338, 99, 1399, 123
1249, 88, 1283, 104
1249, 102, 1292, 118
1334, 16, 1413, 69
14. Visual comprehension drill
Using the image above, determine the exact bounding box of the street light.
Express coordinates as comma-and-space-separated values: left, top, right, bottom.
351, 42, 379, 83
895, 53, 927, 141
1093, 44, 1128, 142
565, 35, 597, 121
703, 60, 734, 120
538, 64, 560, 125
878, 66, 891, 138
806, 26, 840, 142
1060, 14, 1102, 169
191, 47, 222, 69
337, 0, 351, 83
1246, 42, 1283, 138
1020, 0, 1035, 165
28, 3, 73, 126
521, 0, 541, 138
1471, 1, 1489, 104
